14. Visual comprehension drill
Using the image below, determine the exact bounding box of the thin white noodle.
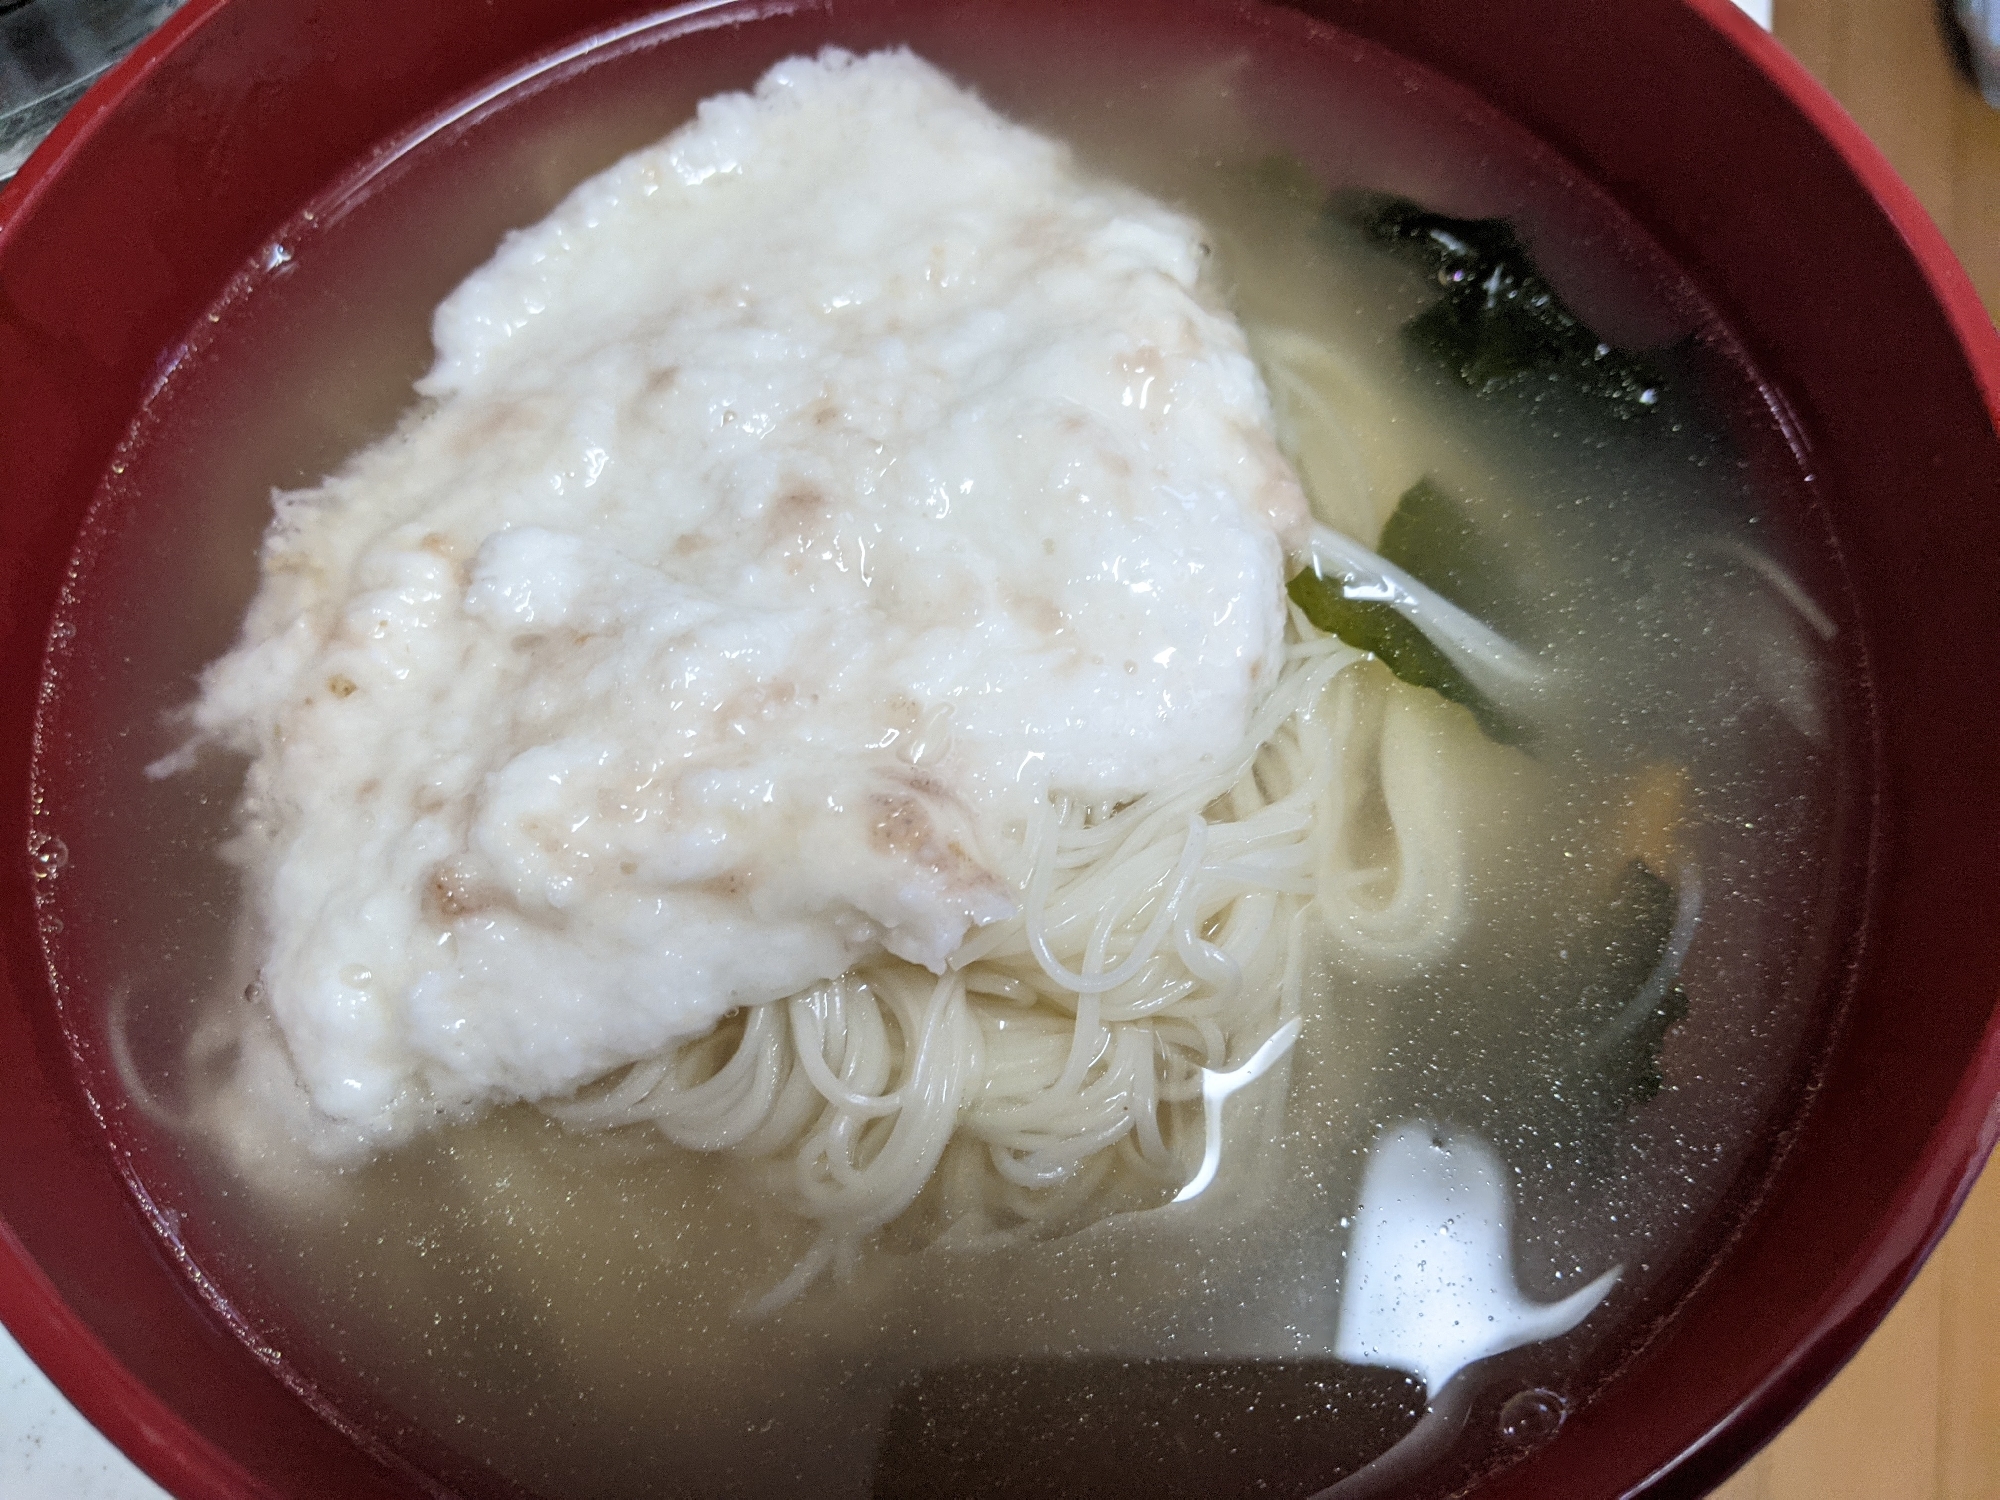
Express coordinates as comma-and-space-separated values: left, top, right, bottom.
1305, 520, 1548, 699
1700, 535, 1837, 640
538, 620, 1476, 1309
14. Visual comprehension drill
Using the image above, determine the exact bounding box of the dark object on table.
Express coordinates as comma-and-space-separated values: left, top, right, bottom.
1943, 0, 2000, 106
0, 0, 180, 179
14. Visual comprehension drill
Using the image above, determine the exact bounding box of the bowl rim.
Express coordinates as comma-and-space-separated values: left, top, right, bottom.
1622, 4, 2000, 1490
2, 0, 270, 1491
1485, 2, 2000, 1493
2, 3, 1998, 1498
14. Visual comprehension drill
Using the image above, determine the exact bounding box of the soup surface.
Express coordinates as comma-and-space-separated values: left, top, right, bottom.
28, 4, 1858, 1497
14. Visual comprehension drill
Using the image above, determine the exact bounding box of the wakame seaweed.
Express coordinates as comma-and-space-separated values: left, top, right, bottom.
1345, 192, 1667, 415
1568, 862, 1691, 1114
1380, 859, 1695, 1184
1376, 475, 1533, 640
1462, 859, 1692, 1148
1287, 566, 1505, 732
1287, 478, 1527, 743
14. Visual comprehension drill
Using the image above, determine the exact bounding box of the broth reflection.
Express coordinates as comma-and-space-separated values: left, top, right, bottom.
1335, 1120, 1620, 1396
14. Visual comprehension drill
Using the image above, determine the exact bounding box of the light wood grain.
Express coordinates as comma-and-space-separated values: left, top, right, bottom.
1939, 1157, 2000, 1498
1706, 5, 2000, 1495
1771, 0, 2000, 322
1710, 1155, 2000, 1499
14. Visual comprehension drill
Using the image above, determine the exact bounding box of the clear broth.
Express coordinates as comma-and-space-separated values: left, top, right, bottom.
31, 4, 1861, 1497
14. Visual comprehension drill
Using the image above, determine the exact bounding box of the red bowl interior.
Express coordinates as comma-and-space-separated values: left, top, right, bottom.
3, 1, 1999, 1496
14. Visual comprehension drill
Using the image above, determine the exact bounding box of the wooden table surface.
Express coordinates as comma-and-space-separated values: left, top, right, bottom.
1713, 3, 2000, 1496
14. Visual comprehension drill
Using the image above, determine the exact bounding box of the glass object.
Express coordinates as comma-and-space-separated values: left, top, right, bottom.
1955, 0, 2000, 107
1, 0, 182, 181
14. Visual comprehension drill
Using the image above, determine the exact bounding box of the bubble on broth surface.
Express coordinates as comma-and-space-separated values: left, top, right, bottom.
27, 832, 67, 881
1497, 1387, 1569, 1447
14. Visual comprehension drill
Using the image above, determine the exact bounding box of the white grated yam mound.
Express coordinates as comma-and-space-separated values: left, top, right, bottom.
185, 48, 1308, 1154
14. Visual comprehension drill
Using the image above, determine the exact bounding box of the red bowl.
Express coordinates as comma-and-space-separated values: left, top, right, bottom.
2, 1, 1998, 1496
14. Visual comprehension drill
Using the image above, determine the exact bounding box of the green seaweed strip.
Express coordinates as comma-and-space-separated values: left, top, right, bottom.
1287, 568, 1459, 699
1575, 862, 1690, 1112
1287, 478, 1527, 743
1344, 192, 1668, 416
1377, 477, 1529, 639
1286, 568, 1519, 743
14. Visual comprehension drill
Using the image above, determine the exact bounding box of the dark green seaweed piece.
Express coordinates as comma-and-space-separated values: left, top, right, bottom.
1363, 857, 1695, 1186
1568, 862, 1690, 1114
1288, 567, 1466, 698
873, 1357, 1425, 1499
1377, 476, 1532, 640
1346, 192, 1667, 415
1287, 478, 1527, 743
